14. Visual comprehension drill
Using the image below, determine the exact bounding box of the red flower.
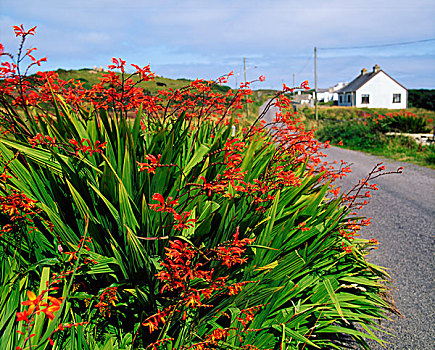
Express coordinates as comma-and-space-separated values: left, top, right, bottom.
149, 193, 179, 213
300, 80, 310, 90
25, 47, 37, 61
282, 83, 294, 93
173, 211, 196, 231
68, 138, 106, 157
137, 154, 161, 173
12, 24, 37, 37
16, 311, 29, 322
259, 75, 265, 82
108, 57, 127, 73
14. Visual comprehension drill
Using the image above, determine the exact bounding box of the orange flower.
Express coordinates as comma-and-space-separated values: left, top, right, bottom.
40, 296, 64, 320
21, 290, 44, 316
142, 318, 159, 333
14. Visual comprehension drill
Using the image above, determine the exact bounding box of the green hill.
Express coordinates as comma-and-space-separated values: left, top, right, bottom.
51, 68, 231, 95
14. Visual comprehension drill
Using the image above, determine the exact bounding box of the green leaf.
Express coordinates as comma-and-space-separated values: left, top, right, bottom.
183, 144, 210, 177
272, 324, 320, 348
323, 278, 348, 324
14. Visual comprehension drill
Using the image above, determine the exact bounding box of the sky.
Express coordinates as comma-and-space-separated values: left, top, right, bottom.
1, 0, 434, 90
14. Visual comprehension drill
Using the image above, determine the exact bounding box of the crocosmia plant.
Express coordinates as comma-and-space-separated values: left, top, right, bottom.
0, 25, 401, 349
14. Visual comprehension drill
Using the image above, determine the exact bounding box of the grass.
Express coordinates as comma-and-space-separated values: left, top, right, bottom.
315, 118, 435, 168
295, 105, 435, 168
298, 105, 435, 121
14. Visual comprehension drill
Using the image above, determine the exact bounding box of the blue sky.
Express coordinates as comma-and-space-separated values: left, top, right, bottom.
1, 0, 434, 89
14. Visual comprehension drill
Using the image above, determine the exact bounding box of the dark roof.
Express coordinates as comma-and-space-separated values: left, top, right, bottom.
336, 70, 407, 93
336, 71, 377, 93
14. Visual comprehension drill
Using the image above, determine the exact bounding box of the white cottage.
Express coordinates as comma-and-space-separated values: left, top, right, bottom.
337, 65, 407, 109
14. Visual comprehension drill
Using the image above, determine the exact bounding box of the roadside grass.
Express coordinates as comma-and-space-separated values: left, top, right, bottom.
298, 105, 435, 121
315, 119, 435, 168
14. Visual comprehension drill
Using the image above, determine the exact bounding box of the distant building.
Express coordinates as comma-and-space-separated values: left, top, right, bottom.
316, 88, 331, 102
336, 65, 407, 109
317, 82, 348, 103
291, 91, 313, 106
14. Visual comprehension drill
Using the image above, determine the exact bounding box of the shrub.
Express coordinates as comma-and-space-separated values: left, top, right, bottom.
377, 111, 431, 133
317, 120, 383, 150
0, 25, 400, 349
408, 89, 435, 111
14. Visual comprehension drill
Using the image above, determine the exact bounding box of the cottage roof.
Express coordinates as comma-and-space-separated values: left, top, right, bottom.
336, 71, 378, 93
336, 67, 407, 93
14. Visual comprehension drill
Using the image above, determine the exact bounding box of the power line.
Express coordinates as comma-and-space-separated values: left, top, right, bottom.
296, 53, 313, 74
318, 38, 435, 50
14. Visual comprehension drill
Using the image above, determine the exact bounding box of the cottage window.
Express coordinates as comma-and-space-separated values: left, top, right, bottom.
347, 94, 351, 103
339, 95, 343, 103
361, 94, 369, 104
393, 94, 401, 103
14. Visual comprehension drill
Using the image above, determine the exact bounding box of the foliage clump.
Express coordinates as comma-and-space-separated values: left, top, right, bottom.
0, 25, 401, 349
408, 89, 435, 111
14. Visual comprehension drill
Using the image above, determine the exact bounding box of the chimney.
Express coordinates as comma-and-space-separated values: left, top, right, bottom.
373, 64, 380, 73
361, 68, 367, 75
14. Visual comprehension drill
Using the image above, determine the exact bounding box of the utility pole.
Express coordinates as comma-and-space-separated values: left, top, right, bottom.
243, 57, 248, 118
314, 46, 318, 121
292, 73, 295, 87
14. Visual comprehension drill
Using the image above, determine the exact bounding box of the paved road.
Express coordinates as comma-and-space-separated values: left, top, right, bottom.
259, 101, 435, 348
259, 99, 280, 125
321, 147, 435, 349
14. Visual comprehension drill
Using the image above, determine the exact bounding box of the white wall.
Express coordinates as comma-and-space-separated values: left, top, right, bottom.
356, 72, 407, 109
318, 91, 339, 102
